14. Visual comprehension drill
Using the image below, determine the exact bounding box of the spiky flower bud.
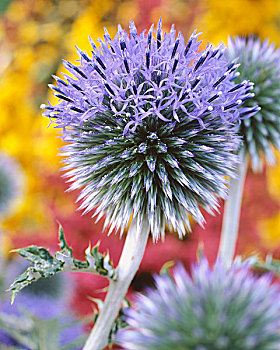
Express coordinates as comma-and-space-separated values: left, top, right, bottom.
227, 37, 280, 171
117, 259, 280, 350
0, 153, 23, 217
42, 20, 256, 240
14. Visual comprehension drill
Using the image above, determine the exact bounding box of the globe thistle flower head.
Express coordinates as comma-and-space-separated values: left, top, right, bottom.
227, 36, 280, 171
117, 259, 280, 350
42, 20, 256, 240
0, 153, 24, 218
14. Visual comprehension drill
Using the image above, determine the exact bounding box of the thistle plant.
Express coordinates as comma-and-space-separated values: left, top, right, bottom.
38, 20, 256, 349
219, 37, 280, 267
117, 259, 280, 350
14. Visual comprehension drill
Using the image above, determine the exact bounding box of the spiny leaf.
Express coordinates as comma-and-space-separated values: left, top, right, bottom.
90, 296, 130, 345
196, 242, 205, 263
159, 261, 175, 275
109, 298, 131, 345
14, 246, 62, 277
252, 254, 280, 276
8, 225, 116, 303
58, 223, 72, 252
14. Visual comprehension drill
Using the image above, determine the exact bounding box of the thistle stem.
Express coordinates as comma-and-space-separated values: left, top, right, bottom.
218, 154, 248, 268
83, 218, 150, 350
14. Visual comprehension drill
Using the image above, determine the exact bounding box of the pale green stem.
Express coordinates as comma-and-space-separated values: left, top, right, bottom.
83, 217, 150, 350
218, 154, 248, 268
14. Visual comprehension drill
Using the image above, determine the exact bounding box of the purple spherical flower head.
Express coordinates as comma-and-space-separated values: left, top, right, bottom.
117, 259, 280, 350
227, 36, 280, 171
42, 20, 256, 240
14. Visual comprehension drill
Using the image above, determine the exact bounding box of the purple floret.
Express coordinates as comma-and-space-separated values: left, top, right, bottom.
43, 21, 255, 131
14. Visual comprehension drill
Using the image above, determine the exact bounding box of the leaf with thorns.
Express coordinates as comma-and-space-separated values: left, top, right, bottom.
251, 254, 280, 277
91, 297, 130, 346
8, 225, 116, 303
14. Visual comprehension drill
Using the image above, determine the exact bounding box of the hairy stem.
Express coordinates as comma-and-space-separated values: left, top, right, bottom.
83, 218, 150, 350
218, 154, 248, 268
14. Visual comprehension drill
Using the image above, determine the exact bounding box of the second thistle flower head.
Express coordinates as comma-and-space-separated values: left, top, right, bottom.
42, 20, 256, 239
117, 259, 280, 350
227, 37, 280, 171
